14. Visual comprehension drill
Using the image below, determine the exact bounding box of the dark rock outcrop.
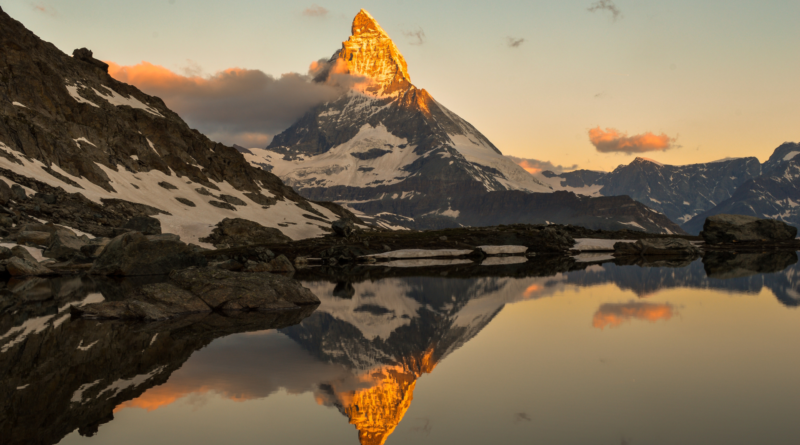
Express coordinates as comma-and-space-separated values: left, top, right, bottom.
200, 218, 291, 248
614, 238, 700, 257
332, 219, 357, 237
122, 215, 162, 235
72, 47, 109, 73
90, 232, 207, 276
43, 232, 87, 262
700, 214, 797, 244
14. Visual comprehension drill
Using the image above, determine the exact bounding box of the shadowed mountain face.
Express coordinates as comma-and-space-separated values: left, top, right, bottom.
243, 10, 682, 234
0, 275, 315, 445
0, 7, 356, 244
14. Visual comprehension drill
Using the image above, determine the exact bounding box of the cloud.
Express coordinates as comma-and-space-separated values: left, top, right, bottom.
403, 27, 426, 45
592, 302, 675, 329
31, 2, 56, 15
106, 60, 363, 148
587, 0, 622, 21
302, 4, 328, 17
588, 127, 679, 154
507, 156, 578, 175
507, 37, 525, 48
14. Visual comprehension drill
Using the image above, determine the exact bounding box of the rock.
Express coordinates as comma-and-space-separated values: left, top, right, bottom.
175, 197, 196, 207
614, 238, 700, 256
269, 254, 295, 273
16, 231, 52, 247
146, 234, 181, 242
72, 48, 109, 73
168, 267, 319, 311
123, 216, 162, 235
701, 214, 798, 244
90, 231, 208, 276
332, 219, 356, 237
79, 238, 111, 259
212, 259, 245, 271
209, 200, 236, 211
158, 181, 178, 190
75, 283, 209, 320
195, 187, 213, 196
0, 246, 12, 260
220, 195, 247, 206
3, 257, 53, 276
0, 215, 12, 228
10, 246, 37, 263
43, 232, 87, 262
200, 218, 291, 248
10, 184, 26, 201
244, 261, 273, 273
0, 180, 11, 205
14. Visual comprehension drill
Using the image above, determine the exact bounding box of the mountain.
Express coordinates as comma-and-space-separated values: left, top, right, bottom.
0, 6, 357, 246
244, 10, 683, 234
682, 143, 800, 234
539, 156, 763, 227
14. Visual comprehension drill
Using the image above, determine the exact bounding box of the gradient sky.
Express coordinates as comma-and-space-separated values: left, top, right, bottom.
3, 0, 798, 171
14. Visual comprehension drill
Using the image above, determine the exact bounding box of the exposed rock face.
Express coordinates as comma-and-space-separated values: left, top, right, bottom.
332, 219, 357, 237
200, 218, 292, 248
0, 8, 360, 244
684, 143, 800, 234
245, 10, 680, 234
614, 238, 700, 257
123, 216, 162, 235
90, 232, 207, 276
700, 214, 797, 244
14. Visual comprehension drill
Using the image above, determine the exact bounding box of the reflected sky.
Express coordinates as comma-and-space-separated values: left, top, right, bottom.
2, 256, 799, 445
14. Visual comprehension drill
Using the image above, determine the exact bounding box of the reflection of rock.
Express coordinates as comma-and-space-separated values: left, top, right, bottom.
703, 251, 798, 280
0, 278, 315, 445
701, 214, 797, 244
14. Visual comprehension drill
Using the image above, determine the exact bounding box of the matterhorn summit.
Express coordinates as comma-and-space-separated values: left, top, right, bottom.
244, 10, 682, 233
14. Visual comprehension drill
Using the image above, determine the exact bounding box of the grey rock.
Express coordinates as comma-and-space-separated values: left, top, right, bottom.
90, 231, 207, 276
43, 232, 87, 262
175, 197, 196, 207
10, 184, 26, 201
200, 218, 291, 248
700, 214, 797, 244
10, 246, 37, 263
3, 257, 53, 276
269, 254, 295, 273
614, 238, 700, 256
209, 200, 236, 211
220, 195, 247, 206
332, 219, 356, 237
16, 231, 52, 247
0, 180, 11, 205
123, 216, 162, 235
0, 246, 12, 260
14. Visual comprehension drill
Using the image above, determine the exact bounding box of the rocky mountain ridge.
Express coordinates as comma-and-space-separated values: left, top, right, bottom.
0, 6, 358, 246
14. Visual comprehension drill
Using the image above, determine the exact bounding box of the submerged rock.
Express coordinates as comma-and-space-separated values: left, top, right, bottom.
701, 214, 797, 244
90, 232, 207, 276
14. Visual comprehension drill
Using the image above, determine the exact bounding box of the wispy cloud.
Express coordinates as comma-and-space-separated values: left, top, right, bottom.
587, 0, 622, 21
507, 156, 578, 175
589, 127, 679, 154
506, 37, 525, 48
31, 2, 56, 16
403, 27, 426, 45
302, 4, 328, 17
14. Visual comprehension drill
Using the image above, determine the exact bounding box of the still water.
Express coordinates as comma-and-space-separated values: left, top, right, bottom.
3, 254, 800, 445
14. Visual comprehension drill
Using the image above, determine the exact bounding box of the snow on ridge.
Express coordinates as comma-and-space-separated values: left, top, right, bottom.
636, 157, 664, 166
93, 86, 164, 118
783, 151, 800, 161
73, 137, 96, 148
65, 83, 99, 108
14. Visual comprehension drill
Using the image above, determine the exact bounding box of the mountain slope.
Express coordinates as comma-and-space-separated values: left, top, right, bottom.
0, 6, 356, 245
245, 9, 683, 234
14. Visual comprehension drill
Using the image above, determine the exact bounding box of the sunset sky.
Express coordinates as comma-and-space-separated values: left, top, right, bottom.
3, 0, 798, 171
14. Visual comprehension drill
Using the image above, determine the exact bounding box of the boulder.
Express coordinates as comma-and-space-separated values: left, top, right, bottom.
10, 184, 26, 201
332, 219, 356, 237
11, 246, 38, 263
79, 238, 111, 259
122, 216, 162, 235
269, 254, 295, 273
701, 214, 797, 244
614, 238, 700, 256
16, 231, 52, 247
72, 48, 109, 73
90, 231, 207, 276
200, 218, 291, 248
168, 267, 319, 311
0, 180, 12, 205
0, 246, 12, 260
3, 257, 53, 276
43, 232, 88, 262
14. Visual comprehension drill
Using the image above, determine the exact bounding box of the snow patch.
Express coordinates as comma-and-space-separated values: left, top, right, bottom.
478, 245, 528, 255
65, 83, 99, 108
93, 86, 164, 117
12, 102, 26, 108
573, 238, 635, 252
783, 151, 800, 161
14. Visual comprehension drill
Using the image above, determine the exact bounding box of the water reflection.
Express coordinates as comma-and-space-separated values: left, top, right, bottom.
1, 250, 799, 444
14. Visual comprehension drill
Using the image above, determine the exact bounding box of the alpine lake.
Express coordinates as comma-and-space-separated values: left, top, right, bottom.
3, 251, 800, 445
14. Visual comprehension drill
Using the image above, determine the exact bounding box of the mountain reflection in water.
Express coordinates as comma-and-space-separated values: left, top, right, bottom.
1, 251, 799, 445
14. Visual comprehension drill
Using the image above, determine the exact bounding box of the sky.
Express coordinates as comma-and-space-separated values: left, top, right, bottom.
2, 0, 798, 172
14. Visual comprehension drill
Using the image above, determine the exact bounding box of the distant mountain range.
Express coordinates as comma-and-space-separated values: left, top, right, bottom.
540, 142, 800, 234
242, 10, 683, 234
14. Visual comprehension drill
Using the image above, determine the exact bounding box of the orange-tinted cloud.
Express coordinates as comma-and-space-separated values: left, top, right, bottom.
31, 3, 56, 15
302, 5, 329, 17
592, 301, 675, 329
507, 155, 578, 174
106, 61, 354, 148
589, 127, 678, 154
